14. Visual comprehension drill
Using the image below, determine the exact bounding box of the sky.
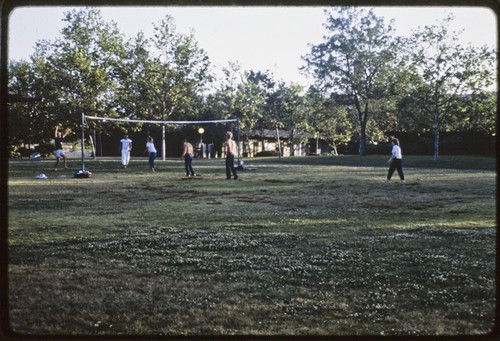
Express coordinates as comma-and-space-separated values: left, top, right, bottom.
7, 6, 498, 87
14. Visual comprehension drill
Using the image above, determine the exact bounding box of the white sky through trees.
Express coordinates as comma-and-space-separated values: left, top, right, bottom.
8, 6, 497, 87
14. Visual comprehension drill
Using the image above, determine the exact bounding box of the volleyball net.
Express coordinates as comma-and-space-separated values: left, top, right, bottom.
85, 115, 239, 125
80, 114, 240, 165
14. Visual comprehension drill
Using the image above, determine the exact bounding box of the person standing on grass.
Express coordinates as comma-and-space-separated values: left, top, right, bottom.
181, 138, 196, 177
387, 138, 405, 182
223, 131, 238, 180
120, 133, 133, 168
53, 126, 70, 171
145, 136, 157, 172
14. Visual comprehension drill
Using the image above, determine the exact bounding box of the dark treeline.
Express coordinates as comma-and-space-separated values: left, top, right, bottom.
8, 7, 496, 159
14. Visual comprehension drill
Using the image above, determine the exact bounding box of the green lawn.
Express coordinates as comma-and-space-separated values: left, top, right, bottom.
6, 155, 496, 336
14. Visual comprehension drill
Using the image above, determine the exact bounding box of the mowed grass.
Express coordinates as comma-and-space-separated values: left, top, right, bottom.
7, 155, 496, 336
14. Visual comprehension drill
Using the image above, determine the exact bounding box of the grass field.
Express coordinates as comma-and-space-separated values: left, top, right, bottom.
6, 155, 497, 337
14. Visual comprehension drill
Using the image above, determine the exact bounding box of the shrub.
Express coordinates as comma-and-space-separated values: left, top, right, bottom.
8, 146, 21, 158
16, 147, 34, 157
255, 150, 279, 157
35, 143, 54, 157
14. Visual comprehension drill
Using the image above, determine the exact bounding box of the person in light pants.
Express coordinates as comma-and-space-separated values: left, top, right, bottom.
120, 133, 132, 168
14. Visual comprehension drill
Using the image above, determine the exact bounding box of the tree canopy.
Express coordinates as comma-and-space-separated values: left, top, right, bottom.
7, 7, 496, 158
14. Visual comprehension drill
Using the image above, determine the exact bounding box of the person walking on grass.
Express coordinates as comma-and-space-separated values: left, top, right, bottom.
144, 136, 157, 172
53, 125, 70, 171
223, 131, 238, 180
120, 133, 132, 168
181, 138, 196, 177
387, 138, 405, 183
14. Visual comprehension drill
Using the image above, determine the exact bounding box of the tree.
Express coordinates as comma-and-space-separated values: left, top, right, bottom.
303, 7, 400, 155
206, 62, 242, 121
147, 15, 212, 121
404, 14, 496, 161
25, 8, 128, 144
137, 16, 212, 158
269, 82, 307, 156
456, 91, 496, 135
114, 32, 155, 121
7, 8, 129, 158
8, 60, 44, 147
305, 87, 353, 155
232, 70, 271, 156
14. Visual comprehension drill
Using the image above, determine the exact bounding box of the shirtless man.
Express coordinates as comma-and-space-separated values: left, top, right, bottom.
181, 138, 196, 177
223, 131, 238, 180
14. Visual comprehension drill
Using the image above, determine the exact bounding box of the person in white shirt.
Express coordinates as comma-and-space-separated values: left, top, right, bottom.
120, 133, 132, 168
145, 136, 157, 172
387, 138, 405, 182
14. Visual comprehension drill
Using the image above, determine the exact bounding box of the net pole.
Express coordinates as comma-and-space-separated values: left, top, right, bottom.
81, 112, 85, 171
162, 124, 166, 161
237, 118, 241, 164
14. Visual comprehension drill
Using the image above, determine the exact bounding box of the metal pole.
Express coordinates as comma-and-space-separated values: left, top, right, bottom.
162, 124, 166, 161
81, 112, 85, 171
237, 118, 240, 163
276, 123, 282, 161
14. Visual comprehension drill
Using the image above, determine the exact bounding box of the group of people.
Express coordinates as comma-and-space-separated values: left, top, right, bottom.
119, 133, 158, 173
118, 130, 239, 179
53, 125, 403, 182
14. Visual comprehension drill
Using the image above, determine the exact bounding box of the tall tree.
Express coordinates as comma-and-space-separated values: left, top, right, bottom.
232, 70, 272, 156
56, 8, 123, 122
119, 15, 212, 157
8, 8, 129, 158
207, 62, 242, 121
271, 82, 307, 156
404, 14, 496, 161
114, 32, 154, 121
25, 8, 128, 140
305, 87, 353, 155
303, 7, 400, 155
8, 60, 44, 147
147, 15, 211, 121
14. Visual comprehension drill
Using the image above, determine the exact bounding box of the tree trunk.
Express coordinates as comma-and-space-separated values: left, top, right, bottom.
433, 109, 440, 162
89, 129, 96, 160
433, 89, 440, 162
275, 124, 282, 160
359, 121, 367, 156
98, 131, 103, 157
355, 98, 368, 156
260, 128, 265, 152
332, 141, 338, 156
